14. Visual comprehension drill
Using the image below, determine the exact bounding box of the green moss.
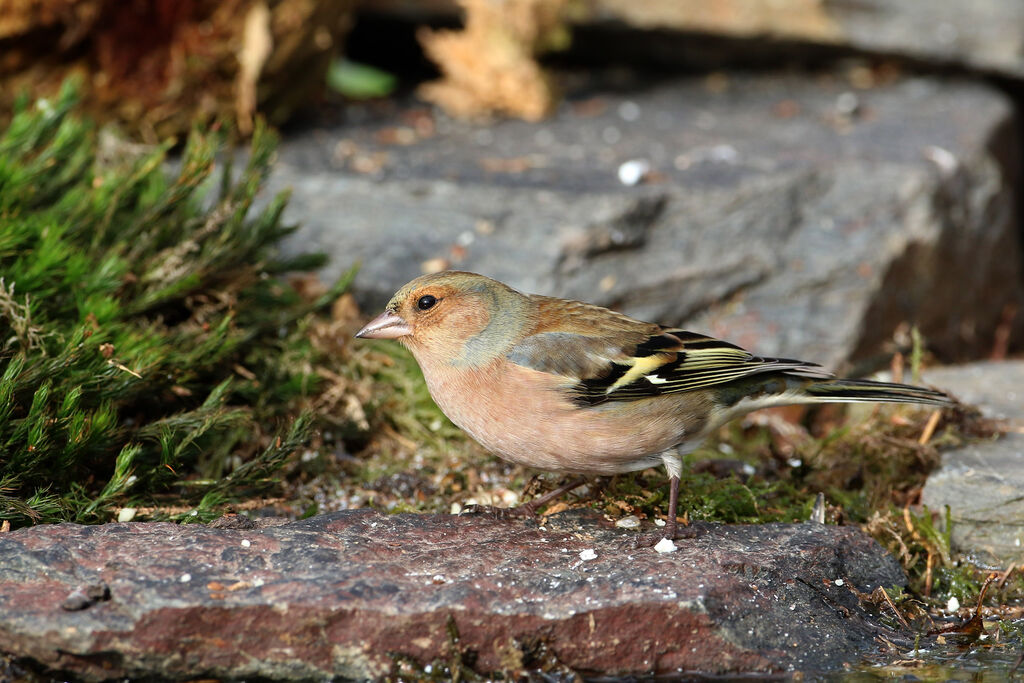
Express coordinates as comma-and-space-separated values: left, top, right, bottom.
0, 82, 349, 526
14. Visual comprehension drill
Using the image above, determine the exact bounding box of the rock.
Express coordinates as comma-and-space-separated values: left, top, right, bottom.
365, 0, 1024, 80
273, 72, 1022, 369
0, 510, 906, 679
919, 361, 1024, 564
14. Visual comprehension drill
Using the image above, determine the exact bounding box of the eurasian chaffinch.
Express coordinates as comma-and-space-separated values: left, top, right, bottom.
356, 271, 951, 543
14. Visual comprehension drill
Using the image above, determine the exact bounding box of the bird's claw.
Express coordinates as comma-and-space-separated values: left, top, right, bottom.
628, 521, 711, 549
458, 503, 536, 520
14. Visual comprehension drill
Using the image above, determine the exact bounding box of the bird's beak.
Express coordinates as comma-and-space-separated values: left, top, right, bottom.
355, 310, 412, 339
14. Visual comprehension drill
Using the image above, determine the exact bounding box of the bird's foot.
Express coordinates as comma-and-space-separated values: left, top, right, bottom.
630, 520, 711, 549
458, 503, 538, 520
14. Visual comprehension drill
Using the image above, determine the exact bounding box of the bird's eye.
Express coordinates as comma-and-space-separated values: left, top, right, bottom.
417, 295, 437, 311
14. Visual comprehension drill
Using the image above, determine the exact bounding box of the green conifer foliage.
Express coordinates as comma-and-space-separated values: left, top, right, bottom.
0, 82, 344, 526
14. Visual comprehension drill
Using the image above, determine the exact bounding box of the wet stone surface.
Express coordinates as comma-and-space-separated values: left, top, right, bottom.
920, 361, 1024, 565
0, 509, 907, 680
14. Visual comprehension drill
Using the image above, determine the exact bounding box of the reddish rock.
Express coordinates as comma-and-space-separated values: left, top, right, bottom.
0, 510, 906, 679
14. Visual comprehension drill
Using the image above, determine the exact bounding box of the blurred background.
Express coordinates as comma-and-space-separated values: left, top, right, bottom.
3, 0, 1022, 372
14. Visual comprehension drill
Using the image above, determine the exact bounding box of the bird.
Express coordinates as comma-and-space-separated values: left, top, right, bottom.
355, 270, 952, 543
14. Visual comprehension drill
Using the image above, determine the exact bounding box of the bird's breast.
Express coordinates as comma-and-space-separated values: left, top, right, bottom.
420, 359, 701, 474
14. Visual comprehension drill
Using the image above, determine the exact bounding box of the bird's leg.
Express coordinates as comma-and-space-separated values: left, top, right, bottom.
664, 473, 680, 540
516, 476, 588, 516
633, 449, 709, 547
460, 476, 588, 520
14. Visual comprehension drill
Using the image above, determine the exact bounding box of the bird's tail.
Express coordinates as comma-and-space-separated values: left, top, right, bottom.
801, 378, 952, 407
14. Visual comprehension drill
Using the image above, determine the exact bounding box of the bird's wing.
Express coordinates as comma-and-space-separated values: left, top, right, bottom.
507, 325, 833, 407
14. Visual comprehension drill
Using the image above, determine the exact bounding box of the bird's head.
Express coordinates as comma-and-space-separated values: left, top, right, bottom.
356, 271, 531, 365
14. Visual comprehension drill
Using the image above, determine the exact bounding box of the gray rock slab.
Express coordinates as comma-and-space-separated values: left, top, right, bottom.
920, 362, 1024, 565
271, 72, 1021, 369
0, 510, 907, 679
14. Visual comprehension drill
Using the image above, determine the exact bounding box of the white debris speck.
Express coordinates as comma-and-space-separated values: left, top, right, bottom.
579, 549, 597, 561
790, 604, 797, 611
924, 145, 958, 175
617, 158, 651, 186
787, 458, 802, 468
253, 578, 265, 587
835, 91, 859, 116
946, 596, 960, 612
709, 144, 738, 163
655, 518, 666, 527
834, 578, 844, 586
617, 100, 641, 122
117, 507, 137, 523
615, 515, 641, 529
450, 502, 462, 515
654, 538, 677, 554
179, 573, 192, 583
241, 539, 251, 548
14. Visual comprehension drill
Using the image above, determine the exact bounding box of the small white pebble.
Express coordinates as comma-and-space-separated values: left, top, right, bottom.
117, 508, 137, 523
617, 100, 641, 122
241, 539, 251, 548
615, 515, 641, 529
179, 573, 192, 583
835, 91, 859, 116
579, 549, 597, 561
924, 145, 958, 174
617, 158, 651, 186
834, 578, 844, 586
253, 578, 265, 587
947, 596, 960, 612
709, 144, 738, 163
654, 538, 677, 554
655, 518, 666, 527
